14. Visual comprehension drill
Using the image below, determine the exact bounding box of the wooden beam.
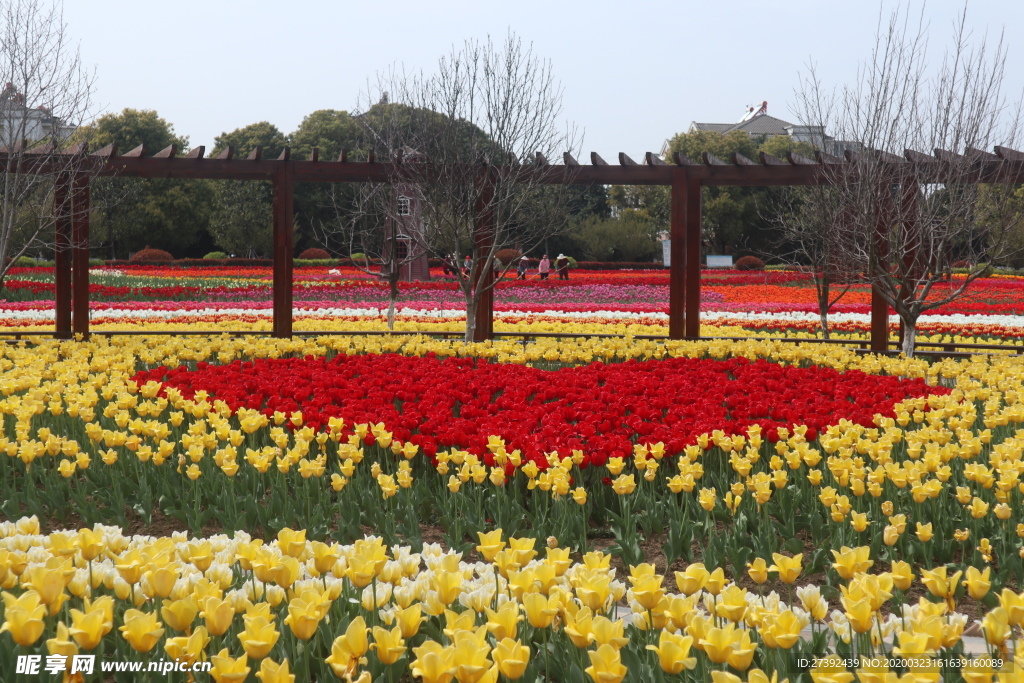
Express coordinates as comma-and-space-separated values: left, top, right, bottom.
309, 147, 319, 162
673, 151, 697, 166
184, 146, 205, 159
62, 142, 87, 156
591, 152, 608, 165
54, 172, 72, 338
903, 149, 936, 164
71, 173, 90, 339
787, 151, 816, 165
153, 144, 176, 159
683, 178, 702, 339
934, 148, 965, 163
247, 147, 262, 161
563, 152, 580, 166
338, 149, 348, 163
122, 144, 146, 158
759, 151, 786, 166
645, 152, 668, 166
535, 152, 548, 165
702, 152, 727, 166
668, 168, 686, 339
215, 146, 234, 160
995, 146, 1024, 161
619, 153, 638, 166
271, 163, 294, 338
814, 151, 845, 164
277, 147, 291, 161
91, 143, 116, 158
730, 152, 757, 166
472, 175, 496, 342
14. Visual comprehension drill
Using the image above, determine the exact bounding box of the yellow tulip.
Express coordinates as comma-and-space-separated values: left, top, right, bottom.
326, 617, 369, 677
646, 629, 696, 674
451, 629, 491, 683
0, 590, 46, 646
200, 595, 235, 637
964, 566, 991, 600
237, 616, 280, 660
746, 557, 769, 584
68, 606, 107, 650
699, 624, 737, 664
485, 601, 522, 641
704, 567, 727, 596
256, 658, 295, 683
715, 584, 749, 623
831, 546, 873, 580
491, 638, 530, 680
611, 474, 636, 495
164, 626, 209, 666
675, 564, 710, 595
891, 561, 914, 591
476, 529, 505, 562
585, 643, 627, 683
277, 528, 307, 558
284, 596, 325, 641
411, 641, 455, 683
769, 553, 802, 584
45, 622, 77, 671
210, 648, 251, 683
590, 616, 629, 650
372, 625, 406, 666
916, 522, 934, 542
523, 592, 559, 629
120, 608, 165, 653
982, 607, 1011, 647
161, 596, 198, 633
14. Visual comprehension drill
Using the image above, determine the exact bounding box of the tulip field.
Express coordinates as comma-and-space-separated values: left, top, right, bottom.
3, 266, 1024, 681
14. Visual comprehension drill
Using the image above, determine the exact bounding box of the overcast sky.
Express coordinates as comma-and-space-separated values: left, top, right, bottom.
62, 0, 1024, 156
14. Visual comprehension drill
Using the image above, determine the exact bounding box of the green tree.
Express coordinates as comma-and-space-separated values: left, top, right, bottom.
573, 214, 659, 262
81, 109, 213, 258
615, 130, 817, 258
206, 122, 287, 257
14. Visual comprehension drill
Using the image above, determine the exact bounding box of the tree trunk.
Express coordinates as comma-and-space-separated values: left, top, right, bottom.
465, 294, 477, 343
815, 275, 831, 340
387, 277, 399, 331
901, 316, 917, 357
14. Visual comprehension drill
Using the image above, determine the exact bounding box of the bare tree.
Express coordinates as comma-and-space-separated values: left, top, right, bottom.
0, 0, 94, 284
313, 179, 430, 330
794, 4, 1024, 356
348, 33, 581, 341
770, 186, 860, 339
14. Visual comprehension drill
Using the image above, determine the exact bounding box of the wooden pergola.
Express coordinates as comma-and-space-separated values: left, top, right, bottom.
10, 142, 1024, 347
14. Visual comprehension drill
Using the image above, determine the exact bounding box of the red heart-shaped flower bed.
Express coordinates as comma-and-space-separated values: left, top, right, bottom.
135, 354, 946, 468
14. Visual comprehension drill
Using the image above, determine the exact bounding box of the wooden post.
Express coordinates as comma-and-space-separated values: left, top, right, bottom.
71, 173, 90, 339
272, 161, 294, 338
472, 172, 495, 342
54, 172, 72, 338
684, 178, 702, 339
668, 168, 686, 339
870, 182, 892, 352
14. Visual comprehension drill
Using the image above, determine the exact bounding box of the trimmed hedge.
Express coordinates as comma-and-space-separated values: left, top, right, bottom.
130, 248, 173, 262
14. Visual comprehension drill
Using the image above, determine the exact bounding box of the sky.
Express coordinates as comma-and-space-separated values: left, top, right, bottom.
62, 0, 1024, 156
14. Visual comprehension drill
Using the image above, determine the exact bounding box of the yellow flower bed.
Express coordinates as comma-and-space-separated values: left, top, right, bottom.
0, 521, 1017, 682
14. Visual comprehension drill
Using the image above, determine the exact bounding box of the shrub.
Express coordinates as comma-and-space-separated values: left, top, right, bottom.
495, 248, 521, 266
130, 247, 173, 262
298, 247, 331, 260
15, 256, 37, 267
734, 255, 765, 271
203, 251, 228, 260
350, 253, 367, 261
